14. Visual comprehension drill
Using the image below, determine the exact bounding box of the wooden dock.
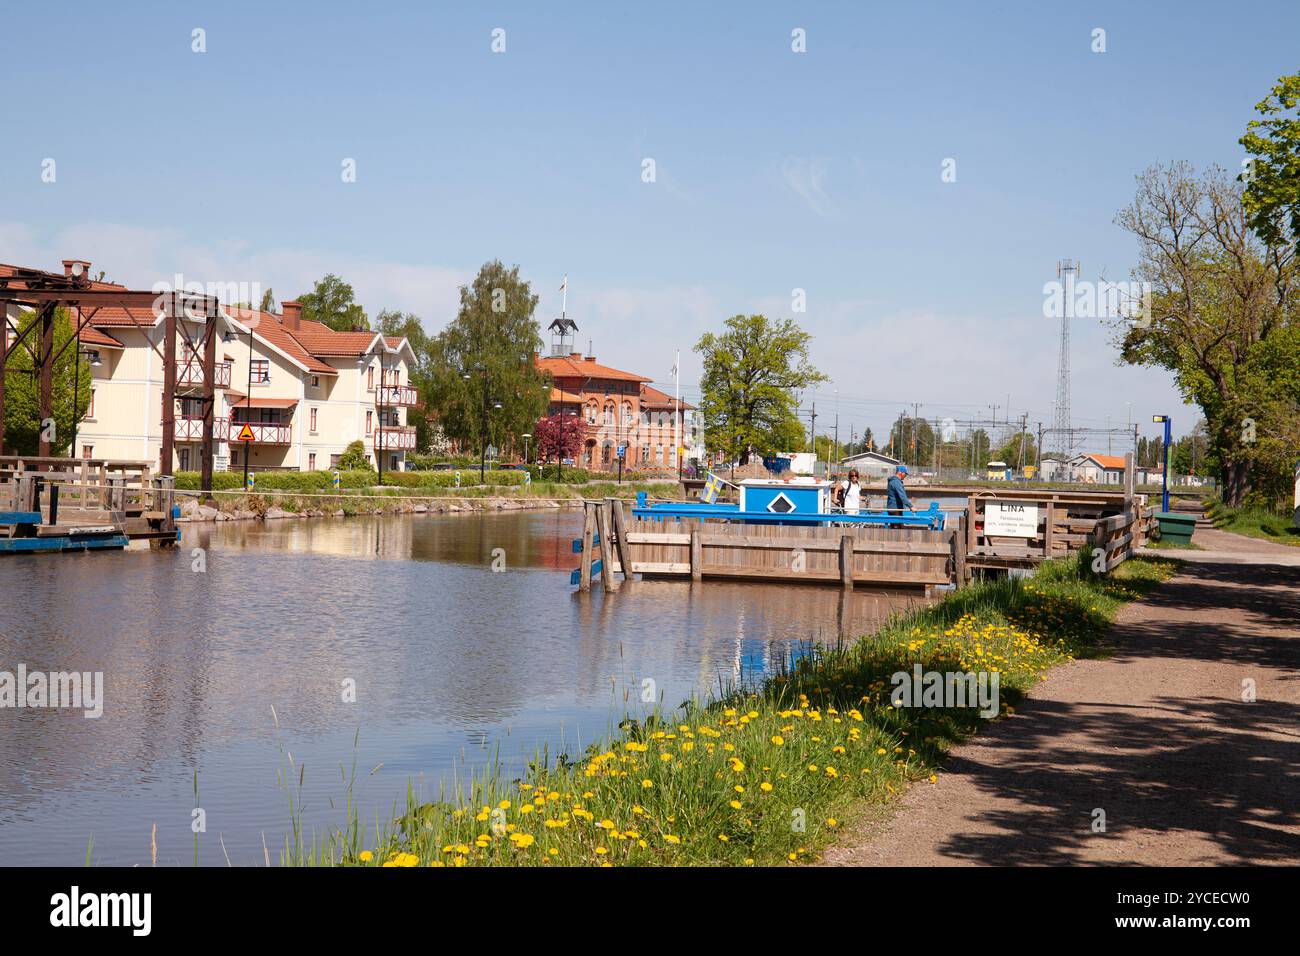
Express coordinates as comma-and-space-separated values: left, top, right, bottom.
574, 456, 1151, 592
0, 456, 179, 554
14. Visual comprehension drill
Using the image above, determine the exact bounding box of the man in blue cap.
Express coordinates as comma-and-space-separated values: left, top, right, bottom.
886, 464, 913, 512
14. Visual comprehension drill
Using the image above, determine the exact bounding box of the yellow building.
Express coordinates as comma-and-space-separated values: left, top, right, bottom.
4, 265, 416, 472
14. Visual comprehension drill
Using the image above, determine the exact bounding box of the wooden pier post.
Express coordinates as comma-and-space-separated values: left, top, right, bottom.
597, 499, 618, 591
579, 501, 595, 592
610, 497, 634, 582
1044, 500, 1055, 559
839, 534, 854, 590
966, 495, 978, 557
953, 515, 968, 587
690, 527, 702, 582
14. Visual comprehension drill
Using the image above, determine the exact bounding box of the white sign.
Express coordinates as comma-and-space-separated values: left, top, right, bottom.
985, 501, 1039, 537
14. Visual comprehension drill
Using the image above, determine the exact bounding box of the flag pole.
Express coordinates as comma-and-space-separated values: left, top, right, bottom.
673, 348, 680, 477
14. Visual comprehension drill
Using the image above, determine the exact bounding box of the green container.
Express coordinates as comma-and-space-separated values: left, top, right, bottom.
1154, 511, 1196, 545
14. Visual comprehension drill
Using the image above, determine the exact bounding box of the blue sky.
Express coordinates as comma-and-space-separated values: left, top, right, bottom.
3, 0, 1296, 446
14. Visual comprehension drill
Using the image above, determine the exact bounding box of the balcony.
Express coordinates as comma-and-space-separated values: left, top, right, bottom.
177, 360, 232, 389
376, 383, 418, 406
175, 416, 229, 441
371, 425, 416, 451
228, 420, 292, 445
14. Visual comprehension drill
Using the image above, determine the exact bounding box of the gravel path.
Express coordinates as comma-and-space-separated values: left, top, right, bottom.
822, 529, 1300, 866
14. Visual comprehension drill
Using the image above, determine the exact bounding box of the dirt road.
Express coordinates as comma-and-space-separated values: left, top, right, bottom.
822, 529, 1300, 866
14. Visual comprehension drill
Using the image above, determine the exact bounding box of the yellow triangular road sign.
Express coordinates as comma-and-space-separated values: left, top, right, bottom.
236, 423, 256, 442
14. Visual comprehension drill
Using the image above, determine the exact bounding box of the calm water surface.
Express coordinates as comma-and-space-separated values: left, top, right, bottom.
0, 511, 928, 866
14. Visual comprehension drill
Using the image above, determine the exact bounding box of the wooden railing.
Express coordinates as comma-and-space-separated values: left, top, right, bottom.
376, 384, 418, 406
177, 360, 232, 388
0, 456, 176, 541
175, 416, 229, 440
372, 425, 416, 450
1090, 505, 1155, 572
228, 421, 292, 444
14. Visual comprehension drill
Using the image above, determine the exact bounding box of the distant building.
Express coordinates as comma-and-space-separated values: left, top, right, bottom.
533, 340, 695, 474
1038, 456, 1071, 482
838, 450, 901, 479
1070, 453, 1128, 484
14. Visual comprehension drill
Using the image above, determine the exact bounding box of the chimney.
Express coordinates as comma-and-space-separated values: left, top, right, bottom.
281, 299, 302, 330
62, 259, 92, 279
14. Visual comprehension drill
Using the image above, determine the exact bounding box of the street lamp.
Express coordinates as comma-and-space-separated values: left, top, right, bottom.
463, 366, 503, 484
522, 432, 531, 464
1153, 414, 1172, 512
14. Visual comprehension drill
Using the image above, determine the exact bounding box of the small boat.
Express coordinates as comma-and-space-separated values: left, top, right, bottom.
633, 477, 945, 530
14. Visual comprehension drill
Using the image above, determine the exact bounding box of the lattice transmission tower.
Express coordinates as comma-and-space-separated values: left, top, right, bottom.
1053, 259, 1079, 456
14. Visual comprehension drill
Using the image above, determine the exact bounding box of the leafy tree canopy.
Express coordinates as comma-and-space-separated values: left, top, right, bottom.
427, 261, 548, 459
298, 274, 368, 331
695, 314, 826, 465
2, 306, 92, 455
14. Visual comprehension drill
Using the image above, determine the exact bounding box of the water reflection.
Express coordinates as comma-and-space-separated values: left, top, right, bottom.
0, 511, 928, 866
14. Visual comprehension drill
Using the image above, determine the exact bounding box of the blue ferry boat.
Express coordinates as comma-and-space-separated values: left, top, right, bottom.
632, 477, 945, 530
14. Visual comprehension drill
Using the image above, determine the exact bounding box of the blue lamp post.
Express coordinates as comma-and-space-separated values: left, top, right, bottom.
1152, 414, 1172, 512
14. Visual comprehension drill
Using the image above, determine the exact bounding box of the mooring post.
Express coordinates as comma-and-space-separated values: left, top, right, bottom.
1044, 500, 1055, 559
610, 497, 634, 582
597, 498, 618, 591
1123, 451, 1135, 532
579, 501, 595, 592
953, 514, 968, 587
966, 495, 978, 556
839, 534, 854, 590
690, 526, 702, 582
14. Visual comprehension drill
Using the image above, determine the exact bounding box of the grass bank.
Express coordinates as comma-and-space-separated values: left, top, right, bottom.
1206, 500, 1300, 547
290, 554, 1177, 868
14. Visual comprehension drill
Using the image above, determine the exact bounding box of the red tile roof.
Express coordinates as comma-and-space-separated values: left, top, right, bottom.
288, 318, 379, 356
549, 386, 585, 404
639, 383, 695, 410
78, 326, 124, 349
536, 352, 651, 383
224, 306, 338, 375
1082, 454, 1128, 469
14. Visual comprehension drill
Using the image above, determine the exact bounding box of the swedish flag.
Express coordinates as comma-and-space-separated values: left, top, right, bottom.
701, 472, 725, 504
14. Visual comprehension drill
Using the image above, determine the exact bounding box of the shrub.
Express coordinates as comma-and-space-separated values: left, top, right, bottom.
338, 440, 372, 471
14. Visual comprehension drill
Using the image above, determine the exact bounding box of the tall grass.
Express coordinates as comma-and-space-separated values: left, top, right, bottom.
286, 556, 1177, 868
1207, 500, 1300, 547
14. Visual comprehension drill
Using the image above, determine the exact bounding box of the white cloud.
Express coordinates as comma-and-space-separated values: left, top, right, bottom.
780, 157, 838, 218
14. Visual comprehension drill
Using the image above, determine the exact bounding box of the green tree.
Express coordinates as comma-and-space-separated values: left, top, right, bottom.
427, 261, 548, 470
1114, 160, 1299, 506
888, 415, 936, 469
2, 307, 91, 455
997, 431, 1037, 471
695, 314, 826, 465
1240, 73, 1300, 250
298, 274, 368, 331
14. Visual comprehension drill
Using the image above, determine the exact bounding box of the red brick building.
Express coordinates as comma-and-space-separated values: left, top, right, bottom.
535, 319, 696, 472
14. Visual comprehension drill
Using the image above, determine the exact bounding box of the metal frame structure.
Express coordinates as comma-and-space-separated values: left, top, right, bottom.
0, 263, 220, 489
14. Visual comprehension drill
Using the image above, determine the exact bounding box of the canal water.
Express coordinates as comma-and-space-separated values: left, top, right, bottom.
0, 511, 927, 866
